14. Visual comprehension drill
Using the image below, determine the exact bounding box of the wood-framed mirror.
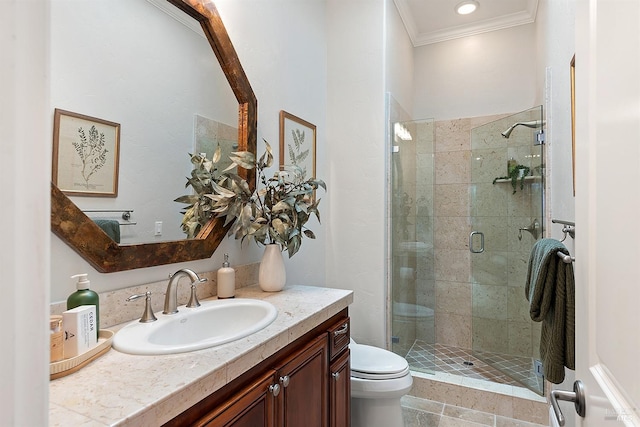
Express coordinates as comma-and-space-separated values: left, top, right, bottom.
50, 0, 257, 273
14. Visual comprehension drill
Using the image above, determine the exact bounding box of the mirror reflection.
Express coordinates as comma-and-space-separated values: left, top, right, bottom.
51, 0, 238, 244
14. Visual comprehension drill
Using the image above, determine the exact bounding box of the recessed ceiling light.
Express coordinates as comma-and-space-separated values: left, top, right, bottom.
456, 1, 479, 15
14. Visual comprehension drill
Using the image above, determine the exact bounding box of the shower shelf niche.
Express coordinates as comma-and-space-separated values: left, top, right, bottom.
493, 175, 542, 183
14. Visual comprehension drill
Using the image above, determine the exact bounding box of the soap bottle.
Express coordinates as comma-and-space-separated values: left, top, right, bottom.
217, 254, 236, 299
67, 273, 100, 340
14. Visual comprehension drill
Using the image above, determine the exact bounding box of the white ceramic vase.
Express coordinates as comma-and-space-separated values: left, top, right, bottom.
258, 244, 286, 292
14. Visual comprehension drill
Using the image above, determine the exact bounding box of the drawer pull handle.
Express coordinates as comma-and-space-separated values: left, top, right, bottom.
332, 372, 340, 380
333, 323, 349, 337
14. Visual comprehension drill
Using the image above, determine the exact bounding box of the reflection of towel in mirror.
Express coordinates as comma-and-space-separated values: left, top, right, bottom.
93, 219, 121, 244
525, 238, 574, 384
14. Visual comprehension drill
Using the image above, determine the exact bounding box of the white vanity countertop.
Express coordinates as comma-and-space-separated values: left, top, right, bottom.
49, 285, 353, 426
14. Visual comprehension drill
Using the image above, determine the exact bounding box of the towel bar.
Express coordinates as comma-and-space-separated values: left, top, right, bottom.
551, 219, 574, 226
83, 209, 135, 224
557, 251, 574, 263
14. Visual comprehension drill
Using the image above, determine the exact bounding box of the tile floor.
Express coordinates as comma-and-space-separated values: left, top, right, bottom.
401, 395, 548, 427
405, 340, 544, 394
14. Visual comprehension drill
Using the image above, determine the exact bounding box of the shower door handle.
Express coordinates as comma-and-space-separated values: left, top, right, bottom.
469, 231, 485, 253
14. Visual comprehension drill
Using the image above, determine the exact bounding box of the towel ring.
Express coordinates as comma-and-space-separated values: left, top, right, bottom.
560, 229, 568, 242
552, 219, 575, 242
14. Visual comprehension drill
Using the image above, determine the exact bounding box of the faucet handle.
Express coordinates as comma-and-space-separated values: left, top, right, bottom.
126, 291, 157, 323
186, 284, 201, 308
186, 278, 207, 308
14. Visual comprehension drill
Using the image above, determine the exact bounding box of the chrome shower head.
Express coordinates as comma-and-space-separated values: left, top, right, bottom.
501, 120, 543, 138
501, 125, 516, 139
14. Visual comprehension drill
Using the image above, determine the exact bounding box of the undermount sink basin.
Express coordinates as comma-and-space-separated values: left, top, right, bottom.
113, 298, 278, 355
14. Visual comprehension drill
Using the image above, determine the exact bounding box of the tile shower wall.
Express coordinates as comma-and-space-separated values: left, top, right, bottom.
470, 110, 543, 365
433, 114, 541, 359
434, 116, 493, 348
413, 121, 435, 345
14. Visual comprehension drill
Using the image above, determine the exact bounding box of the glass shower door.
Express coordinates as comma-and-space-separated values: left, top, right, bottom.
389, 118, 436, 375
469, 106, 545, 394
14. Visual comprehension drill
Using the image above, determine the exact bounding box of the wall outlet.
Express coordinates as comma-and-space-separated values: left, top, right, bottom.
154, 221, 162, 236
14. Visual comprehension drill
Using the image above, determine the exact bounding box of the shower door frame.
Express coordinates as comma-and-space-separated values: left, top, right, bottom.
387, 111, 436, 376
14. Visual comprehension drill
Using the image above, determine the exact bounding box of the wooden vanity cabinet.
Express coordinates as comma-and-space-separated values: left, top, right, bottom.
276, 334, 328, 426
164, 310, 350, 427
196, 370, 278, 427
329, 349, 350, 426
327, 317, 350, 426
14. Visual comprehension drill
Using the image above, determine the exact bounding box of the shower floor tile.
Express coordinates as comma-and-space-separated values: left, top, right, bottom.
405, 340, 544, 393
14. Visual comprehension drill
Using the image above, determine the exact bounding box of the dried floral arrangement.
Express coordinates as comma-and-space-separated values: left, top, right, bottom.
175, 140, 326, 257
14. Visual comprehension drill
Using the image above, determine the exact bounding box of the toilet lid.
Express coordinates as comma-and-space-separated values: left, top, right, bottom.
350, 343, 409, 379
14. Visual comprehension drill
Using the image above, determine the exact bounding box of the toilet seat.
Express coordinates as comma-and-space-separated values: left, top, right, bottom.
351, 366, 411, 380
349, 340, 413, 426
350, 343, 410, 380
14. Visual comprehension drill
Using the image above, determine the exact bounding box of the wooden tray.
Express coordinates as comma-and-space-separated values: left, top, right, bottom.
50, 329, 114, 380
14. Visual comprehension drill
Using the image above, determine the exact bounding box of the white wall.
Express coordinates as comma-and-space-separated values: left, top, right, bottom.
326, 0, 387, 347
537, 0, 576, 231
51, 0, 328, 302
536, 0, 576, 421
412, 24, 538, 121
216, 0, 328, 289
385, 0, 415, 118
1, 0, 50, 424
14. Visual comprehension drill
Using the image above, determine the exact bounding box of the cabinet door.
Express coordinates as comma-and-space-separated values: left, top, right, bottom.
198, 370, 278, 427
276, 334, 328, 427
329, 349, 350, 427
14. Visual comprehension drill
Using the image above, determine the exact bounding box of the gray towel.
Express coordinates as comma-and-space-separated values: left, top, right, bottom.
93, 219, 121, 244
525, 238, 575, 384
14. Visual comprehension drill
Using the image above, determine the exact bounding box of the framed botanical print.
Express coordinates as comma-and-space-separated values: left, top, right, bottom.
52, 109, 120, 197
279, 110, 316, 180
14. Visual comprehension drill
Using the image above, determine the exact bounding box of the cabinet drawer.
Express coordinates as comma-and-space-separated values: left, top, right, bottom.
327, 317, 350, 360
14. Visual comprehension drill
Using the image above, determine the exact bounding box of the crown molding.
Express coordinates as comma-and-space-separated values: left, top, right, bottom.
393, 0, 539, 47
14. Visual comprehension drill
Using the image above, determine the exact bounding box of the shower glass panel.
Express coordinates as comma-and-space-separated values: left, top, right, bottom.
469, 106, 545, 395
390, 118, 435, 375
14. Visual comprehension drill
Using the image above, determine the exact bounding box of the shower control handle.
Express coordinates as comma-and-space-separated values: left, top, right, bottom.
549, 380, 586, 426
469, 231, 485, 253
518, 218, 540, 241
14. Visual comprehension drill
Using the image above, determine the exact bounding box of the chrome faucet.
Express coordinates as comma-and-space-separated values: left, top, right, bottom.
163, 269, 207, 314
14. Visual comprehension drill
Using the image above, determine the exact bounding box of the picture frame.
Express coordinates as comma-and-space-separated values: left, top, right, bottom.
570, 55, 576, 196
52, 109, 121, 197
279, 110, 316, 180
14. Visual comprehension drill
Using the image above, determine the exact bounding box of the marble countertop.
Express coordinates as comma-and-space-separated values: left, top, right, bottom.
49, 285, 353, 426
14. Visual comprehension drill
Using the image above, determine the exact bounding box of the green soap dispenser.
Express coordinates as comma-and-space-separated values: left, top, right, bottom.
67, 273, 100, 340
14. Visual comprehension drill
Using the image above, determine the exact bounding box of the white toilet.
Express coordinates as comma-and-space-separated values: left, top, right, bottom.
350, 338, 413, 427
